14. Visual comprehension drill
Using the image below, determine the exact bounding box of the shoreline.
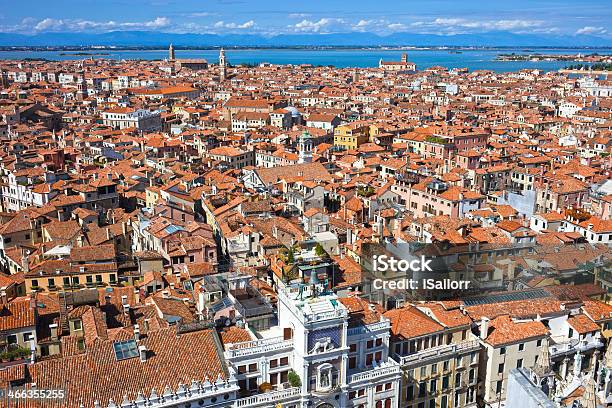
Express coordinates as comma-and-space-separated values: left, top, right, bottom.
1, 45, 612, 52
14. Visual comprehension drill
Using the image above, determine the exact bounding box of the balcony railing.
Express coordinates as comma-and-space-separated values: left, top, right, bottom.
225, 336, 293, 359
348, 359, 401, 384
235, 387, 301, 407
399, 340, 480, 366
347, 320, 390, 336
549, 336, 604, 358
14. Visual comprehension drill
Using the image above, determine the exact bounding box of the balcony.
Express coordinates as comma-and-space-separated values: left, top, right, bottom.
225, 336, 293, 359
549, 336, 604, 358
347, 320, 390, 337
348, 359, 401, 385
235, 387, 301, 407
399, 340, 480, 366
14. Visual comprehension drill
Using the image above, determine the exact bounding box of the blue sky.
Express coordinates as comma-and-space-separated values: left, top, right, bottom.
0, 0, 610, 37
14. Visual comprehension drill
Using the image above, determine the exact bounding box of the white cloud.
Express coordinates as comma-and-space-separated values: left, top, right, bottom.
575, 26, 607, 35
410, 18, 546, 34
387, 23, 407, 31
435, 18, 542, 30
288, 13, 311, 19
188, 12, 214, 18
28, 17, 171, 33
213, 20, 255, 29
290, 18, 346, 33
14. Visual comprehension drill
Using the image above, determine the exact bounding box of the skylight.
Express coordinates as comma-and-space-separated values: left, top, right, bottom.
112, 340, 139, 361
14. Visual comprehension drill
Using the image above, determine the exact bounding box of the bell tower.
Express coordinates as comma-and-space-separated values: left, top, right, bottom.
168, 43, 175, 61
297, 130, 313, 164
219, 48, 227, 81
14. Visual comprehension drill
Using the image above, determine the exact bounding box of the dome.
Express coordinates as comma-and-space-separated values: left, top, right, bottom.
286, 106, 300, 118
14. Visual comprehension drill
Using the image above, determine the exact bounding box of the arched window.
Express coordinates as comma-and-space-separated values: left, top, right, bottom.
316, 363, 334, 391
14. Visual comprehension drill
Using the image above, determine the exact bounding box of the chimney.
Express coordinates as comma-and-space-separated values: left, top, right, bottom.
49, 323, 58, 341
106, 228, 112, 241
121, 295, 128, 306
122, 222, 127, 235
134, 324, 140, 341
480, 317, 490, 340
0, 290, 7, 306
139, 345, 147, 362
22, 250, 30, 273
161, 290, 169, 299
133, 288, 140, 305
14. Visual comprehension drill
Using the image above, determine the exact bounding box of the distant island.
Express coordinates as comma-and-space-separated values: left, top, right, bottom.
496, 52, 611, 63
58, 52, 110, 56
564, 63, 612, 71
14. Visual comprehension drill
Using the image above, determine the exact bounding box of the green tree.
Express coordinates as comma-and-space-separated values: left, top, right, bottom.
287, 370, 302, 388
287, 247, 295, 264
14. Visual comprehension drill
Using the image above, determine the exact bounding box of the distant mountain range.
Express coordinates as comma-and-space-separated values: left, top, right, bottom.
0, 30, 609, 48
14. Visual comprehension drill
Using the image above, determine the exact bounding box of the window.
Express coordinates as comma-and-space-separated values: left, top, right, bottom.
317, 363, 334, 391
420, 366, 427, 377
248, 363, 257, 373
536, 339, 542, 347
270, 359, 278, 368
441, 395, 448, 408
406, 384, 414, 400
31, 279, 38, 287
73, 320, 82, 331
517, 359, 523, 368
350, 343, 357, 353
518, 343, 524, 351
500, 347, 506, 355
430, 379, 437, 392
455, 372, 461, 386
442, 375, 449, 389
349, 356, 357, 369
428, 399, 435, 408
496, 380, 503, 394
367, 340, 374, 349
23, 332, 32, 342
280, 357, 288, 366
431, 363, 437, 374
270, 373, 278, 385
419, 382, 426, 397
498, 363, 504, 374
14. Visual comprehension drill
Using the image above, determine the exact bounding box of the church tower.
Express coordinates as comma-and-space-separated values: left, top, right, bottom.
219, 48, 227, 81
297, 130, 313, 164
76, 71, 88, 100
168, 43, 176, 61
